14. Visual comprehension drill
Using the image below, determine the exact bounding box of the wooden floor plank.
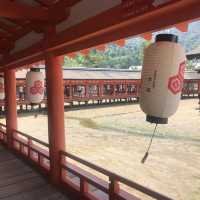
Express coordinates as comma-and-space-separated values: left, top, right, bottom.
0, 144, 71, 200
0, 176, 47, 199
4, 185, 69, 200
0, 171, 39, 188
3, 184, 68, 200
0, 166, 33, 180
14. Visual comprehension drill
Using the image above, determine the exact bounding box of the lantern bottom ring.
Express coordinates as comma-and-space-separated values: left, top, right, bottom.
146, 115, 168, 124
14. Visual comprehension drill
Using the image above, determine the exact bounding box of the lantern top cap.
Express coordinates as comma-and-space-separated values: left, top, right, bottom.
155, 34, 178, 43
146, 115, 168, 124
30, 68, 40, 72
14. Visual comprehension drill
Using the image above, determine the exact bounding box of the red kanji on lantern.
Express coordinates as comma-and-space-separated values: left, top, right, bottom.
30, 80, 44, 95
168, 75, 182, 94
168, 61, 186, 95
0, 83, 4, 93
178, 61, 186, 80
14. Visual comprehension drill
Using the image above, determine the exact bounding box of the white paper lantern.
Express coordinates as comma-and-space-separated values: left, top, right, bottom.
0, 76, 5, 100
140, 34, 186, 124
26, 68, 44, 104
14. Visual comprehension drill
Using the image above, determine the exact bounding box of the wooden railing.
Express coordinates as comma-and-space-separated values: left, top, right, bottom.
12, 129, 50, 173
0, 123, 173, 200
60, 151, 173, 200
0, 123, 7, 144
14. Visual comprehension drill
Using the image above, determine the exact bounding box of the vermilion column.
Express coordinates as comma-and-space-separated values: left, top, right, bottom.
4, 69, 17, 148
45, 52, 65, 184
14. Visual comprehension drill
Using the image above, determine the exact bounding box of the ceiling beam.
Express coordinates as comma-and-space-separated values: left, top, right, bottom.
34, 0, 49, 7
0, 30, 11, 39
2, 0, 200, 69
1, 19, 34, 41
49, 0, 200, 54
55, 0, 82, 8
0, 1, 49, 21
47, 0, 81, 24
0, 39, 14, 54
0, 20, 18, 35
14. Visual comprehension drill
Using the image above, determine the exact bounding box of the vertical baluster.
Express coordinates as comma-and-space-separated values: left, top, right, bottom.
38, 153, 41, 166
80, 177, 89, 197
59, 152, 63, 181
0, 125, 2, 138
60, 153, 67, 181
28, 139, 32, 158
39, 155, 44, 167
109, 177, 120, 200
125, 83, 128, 96
4, 134, 7, 144
19, 142, 22, 153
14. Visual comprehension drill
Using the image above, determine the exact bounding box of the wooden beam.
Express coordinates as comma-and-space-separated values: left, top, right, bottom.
47, 0, 81, 24
0, 1, 49, 21
2, 0, 200, 69
141, 33, 152, 41
34, 0, 82, 8
49, 0, 200, 53
0, 39, 14, 53
175, 22, 189, 32
0, 30, 11, 39
0, 20, 18, 35
5, 19, 40, 40
56, 0, 82, 8
34, 0, 49, 7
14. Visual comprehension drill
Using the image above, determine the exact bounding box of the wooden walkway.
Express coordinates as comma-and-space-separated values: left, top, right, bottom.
0, 144, 70, 200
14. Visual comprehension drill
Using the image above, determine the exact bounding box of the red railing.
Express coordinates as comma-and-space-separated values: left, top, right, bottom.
60, 151, 173, 200
12, 129, 50, 173
0, 123, 7, 144
0, 123, 173, 200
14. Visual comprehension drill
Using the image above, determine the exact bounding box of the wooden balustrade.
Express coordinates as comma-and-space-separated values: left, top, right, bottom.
60, 151, 173, 200
0, 123, 7, 144
0, 123, 173, 200
12, 129, 50, 173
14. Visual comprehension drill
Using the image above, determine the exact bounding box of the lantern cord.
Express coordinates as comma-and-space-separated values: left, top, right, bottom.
141, 123, 158, 164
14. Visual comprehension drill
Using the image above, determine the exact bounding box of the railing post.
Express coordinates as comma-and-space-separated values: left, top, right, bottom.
109, 177, 120, 200
28, 138, 32, 158
5, 69, 17, 148
80, 178, 89, 197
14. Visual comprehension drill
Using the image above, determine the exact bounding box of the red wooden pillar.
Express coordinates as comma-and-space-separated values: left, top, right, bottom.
44, 25, 65, 184
45, 51, 65, 184
4, 69, 17, 148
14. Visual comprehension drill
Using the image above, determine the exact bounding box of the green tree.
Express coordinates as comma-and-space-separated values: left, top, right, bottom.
63, 21, 200, 70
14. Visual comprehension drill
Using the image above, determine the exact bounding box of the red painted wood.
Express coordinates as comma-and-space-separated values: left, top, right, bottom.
4, 69, 17, 148
45, 26, 66, 184
141, 32, 152, 41
175, 22, 189, 32
114, 39, 126, 47
0, 1, 48, 20
61, 151, 172, 200
96, 44, 106, 52
3, 0, 200, 70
